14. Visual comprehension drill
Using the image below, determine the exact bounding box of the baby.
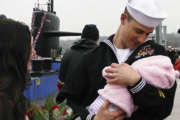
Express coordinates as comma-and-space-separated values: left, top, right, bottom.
87, 55, 179, 117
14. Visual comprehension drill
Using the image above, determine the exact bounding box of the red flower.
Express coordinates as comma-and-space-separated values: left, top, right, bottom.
25, 109, 34, 116
63, 109, 67, 116
40, 106, 45, 111
52, 105, 59, 111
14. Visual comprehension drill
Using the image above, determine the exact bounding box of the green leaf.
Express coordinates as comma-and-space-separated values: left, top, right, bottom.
44, 91, 56, 112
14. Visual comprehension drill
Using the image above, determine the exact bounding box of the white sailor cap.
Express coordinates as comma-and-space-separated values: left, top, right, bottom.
127, 0, 167, 28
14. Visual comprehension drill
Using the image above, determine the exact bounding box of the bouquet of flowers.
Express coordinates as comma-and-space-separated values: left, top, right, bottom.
25, 93, 75, 120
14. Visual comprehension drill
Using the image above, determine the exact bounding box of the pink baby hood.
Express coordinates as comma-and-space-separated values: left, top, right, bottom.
132, 55, 176, 88
98, 55, 177, 117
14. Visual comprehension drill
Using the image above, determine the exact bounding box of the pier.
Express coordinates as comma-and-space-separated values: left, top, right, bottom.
166, 79, 180, 120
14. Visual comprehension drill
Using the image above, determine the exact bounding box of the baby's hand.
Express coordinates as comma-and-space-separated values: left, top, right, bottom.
102, 66, 112, 80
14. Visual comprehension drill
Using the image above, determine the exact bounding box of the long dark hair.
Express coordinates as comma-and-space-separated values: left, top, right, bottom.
0, 18, 31, 119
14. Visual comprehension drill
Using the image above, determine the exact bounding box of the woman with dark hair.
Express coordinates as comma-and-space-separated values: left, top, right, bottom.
0, 18, 32, 120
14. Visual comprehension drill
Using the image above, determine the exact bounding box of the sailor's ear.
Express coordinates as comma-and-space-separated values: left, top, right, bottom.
121, 13, 128, 24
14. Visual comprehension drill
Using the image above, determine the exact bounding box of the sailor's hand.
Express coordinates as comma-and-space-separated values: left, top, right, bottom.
94, 101, 125, 120
105, 63, 141, 86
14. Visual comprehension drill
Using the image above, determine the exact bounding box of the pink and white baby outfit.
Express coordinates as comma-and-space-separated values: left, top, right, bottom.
87, 55, 178, 117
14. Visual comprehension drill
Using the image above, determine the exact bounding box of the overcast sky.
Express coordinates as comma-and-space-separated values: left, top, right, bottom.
1, 0, 180, 36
